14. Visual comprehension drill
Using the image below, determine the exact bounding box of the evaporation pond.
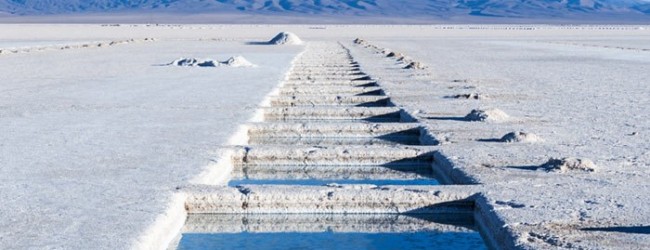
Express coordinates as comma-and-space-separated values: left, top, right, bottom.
177, 214, 487, 250
228, 178, 439, 186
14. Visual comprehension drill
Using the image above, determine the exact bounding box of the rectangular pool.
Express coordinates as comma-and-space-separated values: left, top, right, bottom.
177, 214, 486, 250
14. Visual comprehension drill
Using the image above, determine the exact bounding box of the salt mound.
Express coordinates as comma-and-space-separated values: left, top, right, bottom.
465, 108, 510, 122
447, 93, 487, 100
404, 61, 427, 70
197, 60, 218, 67
268, 32, 303, 45
396, 56, 408, 62
169, 58, 217, 67
353, 38, 367, 45
222, 56, 256, 67
171, 58, 200, 67
500, 131, 542, 143
168, 56, 255, 68
387, 52, 404, 58
543, 157, 597, 173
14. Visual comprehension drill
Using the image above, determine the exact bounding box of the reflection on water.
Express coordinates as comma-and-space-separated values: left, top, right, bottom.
230, 162, 439, 186
179, 231, 486, 250
177, 214, 486, 250
228, 178, 439, 186
249, 136, 422, 146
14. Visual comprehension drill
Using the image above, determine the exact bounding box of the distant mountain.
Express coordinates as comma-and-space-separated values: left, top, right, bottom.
1, 0, 649, 21
455, 0, 650, 17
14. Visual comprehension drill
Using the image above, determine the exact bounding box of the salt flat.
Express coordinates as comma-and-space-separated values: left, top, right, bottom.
0, 24, 649, 249
0, 26, 300, 249
348, 30, 650, 249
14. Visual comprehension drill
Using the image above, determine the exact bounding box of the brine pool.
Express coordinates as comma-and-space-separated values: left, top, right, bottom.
176, 214, 487, 250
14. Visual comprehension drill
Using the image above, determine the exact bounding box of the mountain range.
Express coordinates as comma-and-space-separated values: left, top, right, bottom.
1, 0, 649, 22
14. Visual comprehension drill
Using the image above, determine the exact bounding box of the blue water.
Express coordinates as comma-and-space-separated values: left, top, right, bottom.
249, 136, 422, 146
178, 213, 486, 250
228, 178, 439, 186
178, 231, 487, 250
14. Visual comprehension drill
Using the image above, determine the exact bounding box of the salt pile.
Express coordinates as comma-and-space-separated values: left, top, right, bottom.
168, 56, 256, 68
465, 108, 510, 122
447, 93, 487, 100
268, 32, 303, 45
404, 61, 427, 70
386, 52, 404, 58
500, 131, 542, 143
543, 157, 598, 173
196, 60, 218, 67
353, 38, 367, 45
223, 56, 256, 67
171, 58, 200, 67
